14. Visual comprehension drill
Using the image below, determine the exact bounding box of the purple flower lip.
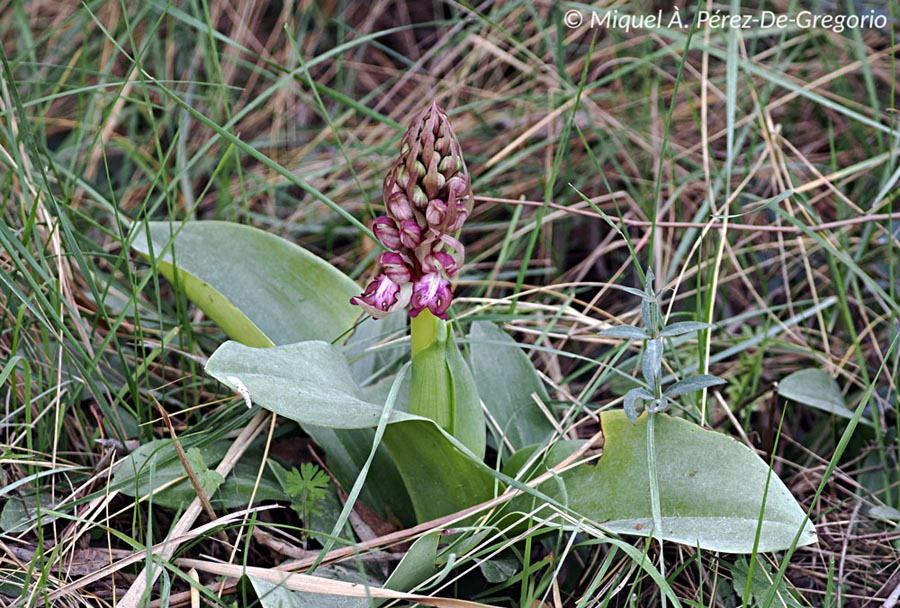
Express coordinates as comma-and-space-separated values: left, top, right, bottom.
350, 275, 411, 319
409, 272, 452, 319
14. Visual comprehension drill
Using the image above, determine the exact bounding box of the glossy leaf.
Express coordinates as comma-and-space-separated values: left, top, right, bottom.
778, 368, 855, 420
130, 221, 361, 346
468, 321, 556, 451
561, 411, 816, 553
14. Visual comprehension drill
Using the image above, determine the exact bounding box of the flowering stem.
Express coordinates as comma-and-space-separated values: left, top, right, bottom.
410, 309, 444, 357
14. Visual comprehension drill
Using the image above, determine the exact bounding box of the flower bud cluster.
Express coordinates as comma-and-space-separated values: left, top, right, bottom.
352, 103, 472, 319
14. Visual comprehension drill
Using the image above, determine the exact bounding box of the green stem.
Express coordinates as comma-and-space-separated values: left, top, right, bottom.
410, 308, 444, 356
647, 412, 667, 608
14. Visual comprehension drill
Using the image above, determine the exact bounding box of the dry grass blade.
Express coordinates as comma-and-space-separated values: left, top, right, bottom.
177, 557, 495, 608
115, 410, 271, 606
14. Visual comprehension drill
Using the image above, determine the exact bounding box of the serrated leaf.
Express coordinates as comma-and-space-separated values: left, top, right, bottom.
778, 369, 855, 420
130, 221, 361, 346
469, 321, 555, 450
600, 325, 651, 340
663, 374, 726, 397
659, 322, 714, 337
559, 412, 816, 553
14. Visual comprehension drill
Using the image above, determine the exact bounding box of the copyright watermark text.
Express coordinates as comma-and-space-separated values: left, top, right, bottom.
563, 8, 889, 33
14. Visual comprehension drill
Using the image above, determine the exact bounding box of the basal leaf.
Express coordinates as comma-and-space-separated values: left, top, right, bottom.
130, 221, 361, 346
561, 412, 816, 553
205, 340, 417, 429
382, 420, 496, 523
778, 368, 856, 420
206, 340, 492, 525
469, 321, 556, 451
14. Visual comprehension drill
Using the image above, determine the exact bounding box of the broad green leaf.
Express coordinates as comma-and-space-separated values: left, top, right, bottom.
205, 341, 418, 429
468, 321, 556, 451
561, 412, 816, 553
130, 221, 361, 346
207, 340, 416, 523
778, 368, 856, 419
206, 340, 492, 524
383, 530, 441, 592
382, 420, 496, 523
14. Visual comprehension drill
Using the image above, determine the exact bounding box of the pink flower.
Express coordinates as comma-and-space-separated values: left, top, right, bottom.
373, 217, 401, 250
422, 251, 458, 276
380, 251, 412, 284
425, 199, 447, 228
409, 272, 453, 319
398, 220, 423, 249
385, 191, 415, 221
350, 275, 412, 319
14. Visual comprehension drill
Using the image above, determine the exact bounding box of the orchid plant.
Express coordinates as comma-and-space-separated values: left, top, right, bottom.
351, 102, 485, 457
351, 102, 470, 321
124, 102, 816, 574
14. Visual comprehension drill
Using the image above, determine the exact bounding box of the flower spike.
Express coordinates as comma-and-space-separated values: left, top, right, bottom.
351, 102, 473, 319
